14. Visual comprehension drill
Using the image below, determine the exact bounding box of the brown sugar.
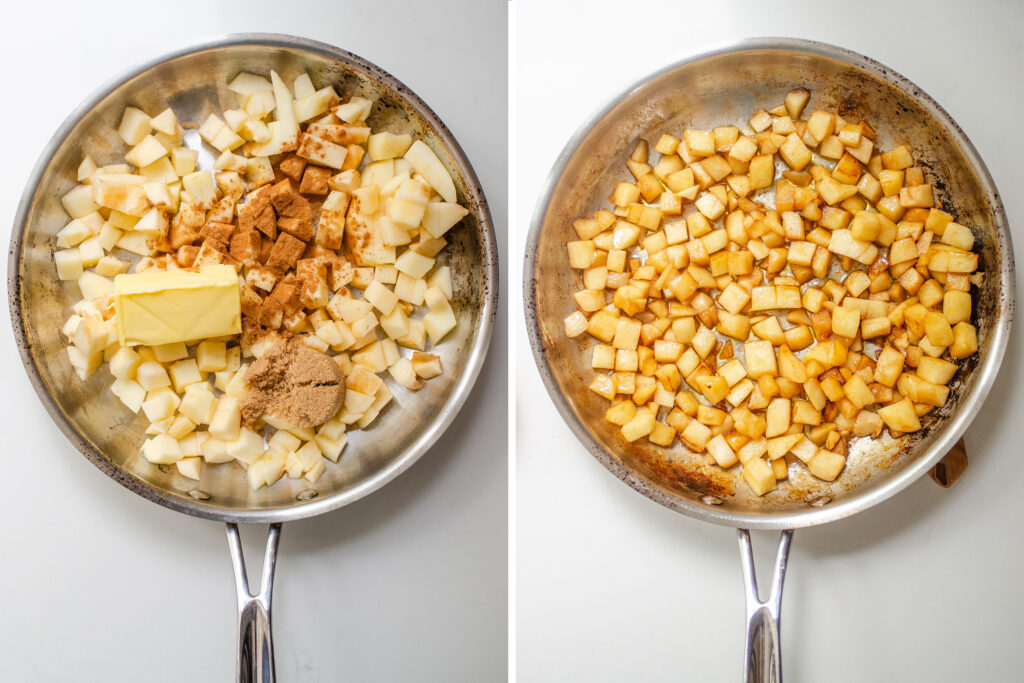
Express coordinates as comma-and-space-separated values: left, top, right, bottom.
240, 338, 346, 430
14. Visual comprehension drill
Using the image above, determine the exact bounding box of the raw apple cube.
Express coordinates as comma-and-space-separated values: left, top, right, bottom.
179, 384, 217, 425
55, 249, 84, 280
226, 427, 264, 465
333, 96, 373, 123
367, 132, 413, 161
405, 140, 456, 203
315, 434, 347, 462
56, 218, 94, 248
304, 459, 327, 483
142, 434, 183, 465
118, 107, 151, 145
176, 456, 203, 480
67, 346, 102, 379
209, 396, 241, 440
150, 108, 177, 136
171, 147, 198, 176
297, 133, 347, 169
182, 171, 217, 210
196, 341, 227, 372
388, 358, 422, 390
111, 378, 146, 412
284, 451, 304, 479
136, 361, 171, 391
950, 322, 978, 359
109, 346, 141, 379
125, 135, 168, 168
167, 415, 197, 439
201, 436, 232, 464
141, 387, 180, 423
259, 450, 287, 486
72, 317, 108, 356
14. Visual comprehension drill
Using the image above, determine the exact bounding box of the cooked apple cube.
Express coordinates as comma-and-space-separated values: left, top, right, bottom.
680, 419, 712, 451
564, 311, 588, 338
765, 398, 791, 437
784, 88, 810, 119
742, 457, 777, 496
878, 398, 922, 433
924, 312, 954, 346
807, 450, 845, 481
620, 407, 655, 442
950, 322, 978, 359
779, 133, 812, 170
917, 357, 958, 385
745, 340, 777, 378
831, 306, 861, 338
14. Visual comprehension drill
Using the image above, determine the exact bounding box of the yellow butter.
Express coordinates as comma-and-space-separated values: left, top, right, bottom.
114, 265, 241, 346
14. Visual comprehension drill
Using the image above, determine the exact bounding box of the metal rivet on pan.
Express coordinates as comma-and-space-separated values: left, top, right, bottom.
701, 495, 724, 506
188, 489, 211, 500
296, 489, 318, 501
809, 496, 832, 507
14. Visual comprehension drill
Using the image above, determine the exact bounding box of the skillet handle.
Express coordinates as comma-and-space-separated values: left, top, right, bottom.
737, 529, 793, 683
226, 523, 282, 683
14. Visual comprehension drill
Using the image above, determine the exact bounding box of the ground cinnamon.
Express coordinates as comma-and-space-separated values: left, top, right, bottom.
240, 338, 346, 430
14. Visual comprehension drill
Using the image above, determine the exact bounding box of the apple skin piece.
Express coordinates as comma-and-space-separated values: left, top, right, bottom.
404, 140, 457, 203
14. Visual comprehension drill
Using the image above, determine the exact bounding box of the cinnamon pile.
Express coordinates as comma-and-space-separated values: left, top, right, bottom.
239, 338, 346, 429
168, 170, 354, 348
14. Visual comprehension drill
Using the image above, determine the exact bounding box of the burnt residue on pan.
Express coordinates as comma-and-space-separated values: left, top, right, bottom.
525, 40, 1013, 526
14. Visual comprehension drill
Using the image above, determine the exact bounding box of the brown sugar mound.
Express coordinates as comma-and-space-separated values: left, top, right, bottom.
240, 339, 346, 430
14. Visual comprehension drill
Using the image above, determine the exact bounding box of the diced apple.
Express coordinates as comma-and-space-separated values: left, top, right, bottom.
182, 171, 217, 210
405, 140, 457, 202
141, 387, 180, 423
109, 346, 141, 379
209, 396, 242, 441
118, 107, 151, 145
176, 456, 203, 480
111, 378, 146, 412
142, 434, 183, 465
226, 427, 264, 465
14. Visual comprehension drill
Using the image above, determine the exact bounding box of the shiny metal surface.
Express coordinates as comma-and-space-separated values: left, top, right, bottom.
228, 524, 281, 683
9, 34, 497, 524
525, 37, 1013, 531
738, 530, 791, 683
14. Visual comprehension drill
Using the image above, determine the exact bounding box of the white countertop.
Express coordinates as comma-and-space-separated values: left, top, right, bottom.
513, 1, 1024, 681
0, 2, 507, 681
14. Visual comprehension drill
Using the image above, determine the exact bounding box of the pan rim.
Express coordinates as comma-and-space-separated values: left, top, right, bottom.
523, 36, 1014, 530
9, 32, 498, 524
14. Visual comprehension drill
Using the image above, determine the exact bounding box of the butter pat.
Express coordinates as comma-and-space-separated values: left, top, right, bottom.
114, 265, 241, 346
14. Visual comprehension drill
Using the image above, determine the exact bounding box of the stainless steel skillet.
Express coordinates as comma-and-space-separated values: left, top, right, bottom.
8, 33, 497, 682
524, 37, 1012, 681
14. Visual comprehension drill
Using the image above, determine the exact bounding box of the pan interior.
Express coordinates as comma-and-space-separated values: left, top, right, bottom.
528, 42, 1011, 528
12, 37, 494, 522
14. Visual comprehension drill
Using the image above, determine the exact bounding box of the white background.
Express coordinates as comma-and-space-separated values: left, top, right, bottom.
514, 1, 1024, 681
0, 1, 507, 681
